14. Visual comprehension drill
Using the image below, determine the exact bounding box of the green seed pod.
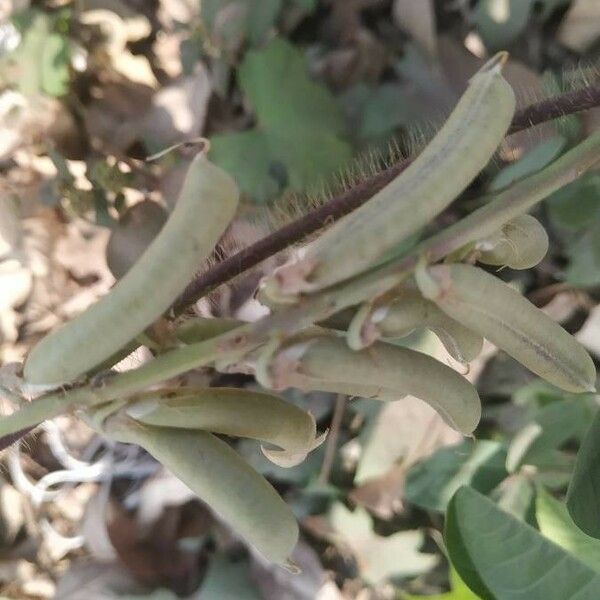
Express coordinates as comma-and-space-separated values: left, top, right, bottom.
105, 419, 298, 565
24, 154, 239, 385
255, 335, 481, 434
106, 200, 168, 280
174, 317, 242, 345
476, 214, 549, 270
346, 286, 483, 363
416, 263, 596, 393
264, 53, 515, 300
125, 387, 323, 467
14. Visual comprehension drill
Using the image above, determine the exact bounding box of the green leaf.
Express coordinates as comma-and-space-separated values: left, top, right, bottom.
405, 567, 480, 600
405, 440, 507, 512
210, 130, 281, 200
491, 137, 566, 191
567, 409, 600, 539
446, 486, 600, 599
547, 171, 600, 286
506, 399, 594, 473
537, 487, 600, 572
474, 0, 535, 51
342, 83, 416, 141
329, 503, 438, 584
563, 231, 600, 287
9, 10, 70, 97
211, 38, 352, 201
239, 38, 345, 136
245, 0, 283, 45
548, 173, 600, 229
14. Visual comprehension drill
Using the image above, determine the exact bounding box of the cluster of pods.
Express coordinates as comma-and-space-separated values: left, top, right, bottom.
16, 52, 597, 566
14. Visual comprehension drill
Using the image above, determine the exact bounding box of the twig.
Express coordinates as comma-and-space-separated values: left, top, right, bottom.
5, 83, 600, 451
0, 427, 35, 452
508, 84, 600, 134
173, 83, 600, 314
318, 394, 347, 485
172, 158, 410, 314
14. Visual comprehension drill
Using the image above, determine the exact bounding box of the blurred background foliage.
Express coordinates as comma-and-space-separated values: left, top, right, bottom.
4, 0, 600, 598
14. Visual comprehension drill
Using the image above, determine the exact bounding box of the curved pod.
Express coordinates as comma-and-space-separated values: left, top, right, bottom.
257, 335, 481, 434
347, 287, 483, 363
476, 214, 549, 269
24, 155, 239, 385
107, 420, 298, 565
125, 387, 321, 467
416, 263, 596, 393
266, 53, 515, 299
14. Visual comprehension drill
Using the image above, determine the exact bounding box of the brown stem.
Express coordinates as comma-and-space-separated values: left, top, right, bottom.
508, 84, 600, 134
0, 426, 35, 452
173, 83, 600, 314
172, 157, 412, 314
4, 83, 600, 451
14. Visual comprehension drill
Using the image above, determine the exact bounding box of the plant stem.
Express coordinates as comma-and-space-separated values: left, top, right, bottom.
4, 96, 600, 446
173, 83, 600, 314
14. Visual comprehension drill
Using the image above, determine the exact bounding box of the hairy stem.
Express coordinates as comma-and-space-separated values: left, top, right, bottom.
173, 82, 600, 314
4, 87, 600, 447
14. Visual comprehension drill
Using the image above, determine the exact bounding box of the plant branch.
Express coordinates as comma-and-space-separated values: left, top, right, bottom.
5, 84, 600, 449
173, 82, 600, 314
9, 126, 599, 442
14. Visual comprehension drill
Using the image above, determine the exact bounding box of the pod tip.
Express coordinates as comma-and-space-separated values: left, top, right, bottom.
473, 51, 509, 80
281, 558, 302, 575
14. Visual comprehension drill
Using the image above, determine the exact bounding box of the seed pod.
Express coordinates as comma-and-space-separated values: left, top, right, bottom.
476, 214, 549, 269
24, 153, 239, 385
174, 317, 242, 345
264, 53, 515, 300
125, 387, 323, 467
416, 263, 596, 393
255, 335, 481, 434
346, 286, 483, 363
106, 200, 168, 280
105, 418, 298, 565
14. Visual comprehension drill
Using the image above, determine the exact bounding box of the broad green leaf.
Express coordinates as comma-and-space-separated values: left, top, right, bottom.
270, 129, 352, 191
563, 232, 600, 287
491, 137, 566, 191
567, 409, 600, 539
9, 10, 70, 97
405, 440, 507, 512
506, 399, 594, 473
405, 567, 480, 600
210, 130, 281, 200
546, 170, 600, 286
211, 38, 351, 201
474, 0, 535, 51
239, 38, 345, 136
342, 82, 416, 140
446, 486, 600, 599
537, 487, 600, 572
512, 379, 594, 409
245, 0, 283, 45
548, 173, 600, 229
329, 503, 438, 584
